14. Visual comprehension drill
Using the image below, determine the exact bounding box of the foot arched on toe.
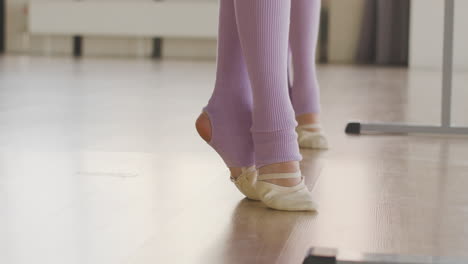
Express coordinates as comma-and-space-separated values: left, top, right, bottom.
195, 112, 248, 178
256, 172, 318, 211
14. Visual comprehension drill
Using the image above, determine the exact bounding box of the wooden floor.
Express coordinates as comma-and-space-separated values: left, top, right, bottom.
1, 56, 468, 264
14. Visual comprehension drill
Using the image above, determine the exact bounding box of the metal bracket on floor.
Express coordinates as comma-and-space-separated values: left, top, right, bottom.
345, 123, 468, 135
303, 247, 464, 264
345, 0, 468, 136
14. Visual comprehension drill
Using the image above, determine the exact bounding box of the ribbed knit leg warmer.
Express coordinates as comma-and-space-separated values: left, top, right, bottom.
203, 0, 255, 168
289, 0, 322, 115
234, 0, 302, 168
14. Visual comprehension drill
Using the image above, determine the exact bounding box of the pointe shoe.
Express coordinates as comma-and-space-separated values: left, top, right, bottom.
296, 124, 329, 149
231, 166, 260, 201
255, 172, 318, 211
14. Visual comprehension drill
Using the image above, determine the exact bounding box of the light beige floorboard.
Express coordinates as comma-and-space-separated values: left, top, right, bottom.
1, 56, 468, 264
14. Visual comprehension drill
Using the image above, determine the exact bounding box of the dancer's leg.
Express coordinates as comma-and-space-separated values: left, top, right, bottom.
234, 0, 317, 211
289, 0, 322, 125
234, 0, 301, 171
196, 0, 254, 171
289, 0, 328, 150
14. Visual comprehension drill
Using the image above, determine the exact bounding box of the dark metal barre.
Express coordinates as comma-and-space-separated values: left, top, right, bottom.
304, 247, 464, 264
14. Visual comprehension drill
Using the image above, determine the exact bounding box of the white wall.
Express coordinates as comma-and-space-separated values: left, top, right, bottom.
161, 0, 217, 59
6, 0, 72, 55
7, 0, 217, 58
409, 0, 468, 70
78, 0, 154, 58
9, 0, 364, 61
81, 0, 218, 59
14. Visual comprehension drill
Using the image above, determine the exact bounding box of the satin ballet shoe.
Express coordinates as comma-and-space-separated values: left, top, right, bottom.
255, 171, 318, 211
296, 124, 329, 149
231, 166, 261, 201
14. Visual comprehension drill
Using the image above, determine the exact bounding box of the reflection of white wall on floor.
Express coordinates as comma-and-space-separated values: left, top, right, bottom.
410, 0, 468, 70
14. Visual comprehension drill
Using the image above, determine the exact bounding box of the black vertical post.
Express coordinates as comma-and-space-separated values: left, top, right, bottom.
72, 0, 82, 57
0, 0, 5, 53
152, 0, 163, 59
73, 36, 82, 57
152, 38, 162, 59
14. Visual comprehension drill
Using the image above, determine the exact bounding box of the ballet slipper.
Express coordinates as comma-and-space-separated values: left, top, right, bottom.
231, 166, 260, 201
255, 172, 318, 211
296, 124, 329, 149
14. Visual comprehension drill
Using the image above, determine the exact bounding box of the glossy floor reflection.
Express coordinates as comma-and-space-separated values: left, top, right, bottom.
0, 56, 468, 264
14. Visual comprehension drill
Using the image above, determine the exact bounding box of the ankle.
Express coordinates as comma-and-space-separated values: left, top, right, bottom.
258, 161, 302, 187
296, 113, 321, 130
264, 178, 302, 187
229, 167, 244, 179
259, 161, 299, 174
296, 113, 322, 133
